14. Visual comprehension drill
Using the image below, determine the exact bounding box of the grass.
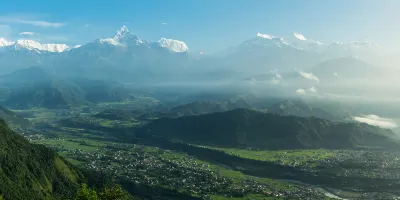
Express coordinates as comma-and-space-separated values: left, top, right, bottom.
34, 139, 100, 152
99, 120, 114, 127
55, 157, 78, 183
59, 152, 85, 165
205, 146, 336, 168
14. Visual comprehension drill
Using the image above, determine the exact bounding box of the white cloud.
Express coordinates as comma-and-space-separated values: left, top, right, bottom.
161, 22, 168, 25
353, 115, 398, 129
296, 87, 317, 96
0, 16, 64, 27
296, 89, 306, 95
293, 32, 307, 40
19, 32, 36, 35
299, 71, 320, 82
333, 72, 339, 77
308, 86, 317, 93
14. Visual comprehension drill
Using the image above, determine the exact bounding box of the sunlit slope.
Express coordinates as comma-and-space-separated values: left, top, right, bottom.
0, 119, 83, 200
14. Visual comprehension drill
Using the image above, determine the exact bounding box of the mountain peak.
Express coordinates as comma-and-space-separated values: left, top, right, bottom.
113, 25, 131, 40
158, 38, 189, 52
256, 32, 278, 40
0, 38, 13, 47
293, 32, 307, 41
13, 40, 69, 52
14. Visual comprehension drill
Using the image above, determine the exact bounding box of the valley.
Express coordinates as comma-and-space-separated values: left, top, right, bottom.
0, 10, 400, 200
2, 96, 400, 200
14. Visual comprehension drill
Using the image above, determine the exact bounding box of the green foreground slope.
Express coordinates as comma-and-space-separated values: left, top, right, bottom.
0, 119, 83, 200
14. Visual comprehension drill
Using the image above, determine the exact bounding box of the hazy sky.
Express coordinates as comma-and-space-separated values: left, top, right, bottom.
0, 0, 398, 53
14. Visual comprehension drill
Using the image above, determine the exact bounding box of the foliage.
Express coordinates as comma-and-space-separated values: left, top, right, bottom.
98, 185, 126, 200
0, 106, 31, 128
0, 119, 83, 200
75, 184, 98, 200
75, 184, 126, 200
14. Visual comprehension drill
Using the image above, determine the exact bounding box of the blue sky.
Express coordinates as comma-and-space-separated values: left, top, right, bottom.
0, 0, 398, 53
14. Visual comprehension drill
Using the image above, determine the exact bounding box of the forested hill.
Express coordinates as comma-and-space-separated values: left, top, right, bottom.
0, 119, 83, 200
142, 108, 400, 150
0, 107, 31, 128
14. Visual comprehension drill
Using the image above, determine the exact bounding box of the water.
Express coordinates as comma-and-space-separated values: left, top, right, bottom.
281, 179, 348, 200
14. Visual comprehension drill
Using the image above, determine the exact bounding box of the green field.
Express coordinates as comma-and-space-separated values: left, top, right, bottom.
34, 138, 105, 152
204, 146, 336, 168
210, 194, 282, 200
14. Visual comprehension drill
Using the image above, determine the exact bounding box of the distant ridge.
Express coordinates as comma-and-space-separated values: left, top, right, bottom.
142, 108, 400, 150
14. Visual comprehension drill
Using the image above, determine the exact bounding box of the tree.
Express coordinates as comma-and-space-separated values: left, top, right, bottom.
75, 184, 127, 200
75, 184, 98, 200
98, 185, 126, 200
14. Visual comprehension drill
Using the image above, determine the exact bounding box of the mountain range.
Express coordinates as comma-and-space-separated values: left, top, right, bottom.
0, 26, 391, 78
0, 25, 399, 110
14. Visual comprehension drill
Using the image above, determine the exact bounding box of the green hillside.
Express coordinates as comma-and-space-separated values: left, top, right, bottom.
0, 119, 83, 200
142, 108, 400, 150
0, 106, 31, 128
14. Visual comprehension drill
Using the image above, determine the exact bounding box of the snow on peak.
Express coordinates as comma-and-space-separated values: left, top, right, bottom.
113, 25, 132, 40
293, 32, 307, 41
256, 33, 277, 39
72, 45, 82, 49
99, 38, 122, 46
328, 40, 379, 52
255, 33, 285, 43
97, 25, 142, 46
13, 40, 69, 52
14, 40, 43, 51
0, 38, 13, 47
158, 38, 189, 52
41, 43, 70, 52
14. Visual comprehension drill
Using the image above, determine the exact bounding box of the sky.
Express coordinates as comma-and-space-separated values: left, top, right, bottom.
0, 0, 399, 53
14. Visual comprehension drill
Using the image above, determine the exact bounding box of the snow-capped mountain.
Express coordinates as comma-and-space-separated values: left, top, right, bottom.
288, 32, 324, 52
288, 32, 379, 60
158, 38, 189, 53
98, 25, 143, 46
95, 26, 189, 52
0, 38, 13, 47
198, 32, 319, 78
242, 33, 291, 48
0, 38, 70, 52
13, 40, 70, 52
0, 25, 389, 84
324, 40, 380, 57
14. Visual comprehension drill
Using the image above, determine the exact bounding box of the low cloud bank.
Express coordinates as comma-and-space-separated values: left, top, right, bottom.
353, 114, 398, 129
